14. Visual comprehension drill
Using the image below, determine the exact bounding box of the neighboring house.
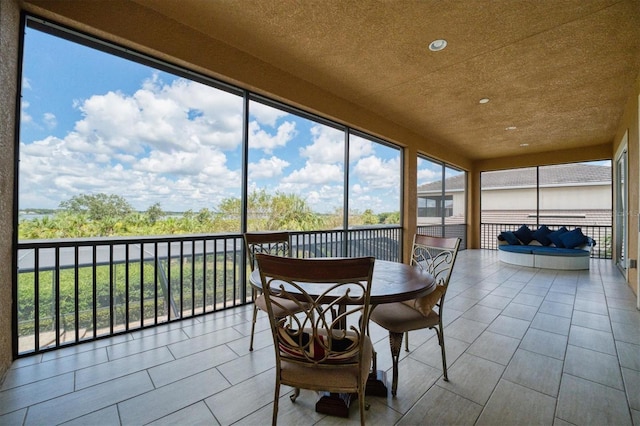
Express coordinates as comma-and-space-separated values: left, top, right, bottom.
418, 163, 612, 227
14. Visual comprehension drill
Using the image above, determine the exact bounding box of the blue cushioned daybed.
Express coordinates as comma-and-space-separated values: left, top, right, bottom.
497, 225, 596, 270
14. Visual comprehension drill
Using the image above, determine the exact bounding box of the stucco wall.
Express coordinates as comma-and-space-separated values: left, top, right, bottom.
0, 0, 19, 380
481, 185, 611, 211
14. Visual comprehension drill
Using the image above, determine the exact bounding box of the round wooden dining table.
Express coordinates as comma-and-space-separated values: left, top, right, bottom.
249, 258, 436, 417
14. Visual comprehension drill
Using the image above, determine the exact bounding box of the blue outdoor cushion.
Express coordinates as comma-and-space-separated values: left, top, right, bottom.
498, 245, 534, 254
532, 225, 553, 246
499, 231, 521, 245
560, 228, 589, 249
513, 225, 534, 245
529, 246, 590, 257
548, 226, 568, 247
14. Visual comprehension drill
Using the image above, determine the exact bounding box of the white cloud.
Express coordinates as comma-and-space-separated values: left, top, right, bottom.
21, 100, 33, 125
299, 125, 344, 163
43, 113, 57, 129
249, 156, 290, 179
19, 76, 245, 211
250, 101, 290, 127
249, 120, 296, 153
282, 162, 343, 186
417, 167, 441, 185
352, 155, 400, 189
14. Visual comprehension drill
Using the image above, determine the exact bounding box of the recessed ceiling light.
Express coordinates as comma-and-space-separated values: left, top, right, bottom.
505, 126, 517, 130
479, 98, 490, 104
520, 143, 529, 147
429, 39, 447, 52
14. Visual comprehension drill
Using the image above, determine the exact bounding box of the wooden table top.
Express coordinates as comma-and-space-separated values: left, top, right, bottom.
249, 258, 435, 305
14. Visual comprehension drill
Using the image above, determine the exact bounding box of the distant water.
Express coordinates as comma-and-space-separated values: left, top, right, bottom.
19, 213, 51, 221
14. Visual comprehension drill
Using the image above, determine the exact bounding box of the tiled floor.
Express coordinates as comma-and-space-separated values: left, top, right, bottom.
1, 249, 640, 425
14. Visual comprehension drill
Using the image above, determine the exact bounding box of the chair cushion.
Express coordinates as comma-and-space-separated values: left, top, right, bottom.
277, 327, 360, 362
532, 225, 553, 246
513, 224, 534, 245
371, 301, 439, 333
255, 294, 304, 318
402, 285, 445, 317
280, 336, 373, 393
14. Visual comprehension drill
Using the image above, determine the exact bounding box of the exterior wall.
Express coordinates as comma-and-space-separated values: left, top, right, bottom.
0, 0, 19, 380
481, 185, 611, 210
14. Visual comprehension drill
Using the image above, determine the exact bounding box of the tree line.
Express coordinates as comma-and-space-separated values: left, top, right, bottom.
19, 191, 400, 239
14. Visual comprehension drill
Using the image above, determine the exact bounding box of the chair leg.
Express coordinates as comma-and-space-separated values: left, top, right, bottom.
435, 324, 448, 381
249, 303, 259, 351
404, 331, 409, 352
272, 384, 280, 426
289, 387, 300, 402
389, 331, 404, 396
359, 390, 366, 426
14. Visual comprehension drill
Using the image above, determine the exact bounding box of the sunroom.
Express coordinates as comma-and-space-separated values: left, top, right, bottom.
0, 1, 639, 424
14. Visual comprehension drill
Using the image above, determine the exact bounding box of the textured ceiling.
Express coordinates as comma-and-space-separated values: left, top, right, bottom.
114, 1, 640, 160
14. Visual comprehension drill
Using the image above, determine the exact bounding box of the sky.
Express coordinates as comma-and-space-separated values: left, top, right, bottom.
19, 25, 413, 215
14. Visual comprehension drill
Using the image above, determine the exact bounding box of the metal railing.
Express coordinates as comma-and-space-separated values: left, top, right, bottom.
481, 223, 612, 259
15, 226, 402, 356
416, 224, 467, 250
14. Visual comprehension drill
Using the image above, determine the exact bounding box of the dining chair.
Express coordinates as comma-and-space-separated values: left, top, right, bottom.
369, 234, 460, 396
255, 253, 375, 426
244, 231, 302, 351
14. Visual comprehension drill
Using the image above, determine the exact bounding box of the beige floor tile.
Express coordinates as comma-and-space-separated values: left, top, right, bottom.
519, 328, 568, 360
0, 371, 74, 415
146, 401, 218, 426
1, 348, 109, 389
568, 325, 616, 355
503, 349, 563, 397
147, 344, 237, 387
461, 304, 502, 324
398, 384, 482, 426
545, 291, 575, 305
609, 307, 640, 325
107, 329, 188, 360
62, 405, 121, 426
563, 345, 623, 390
622, 367, 640, 410
26, 371, 153, 425
617, 341, 640, 371
531, 312, 571, 335
511, 292, 544, 307
0, 408, 27, 426
466, 331, 519, 365
118, 368, 229, 425
574, 298, 609, 315
487, 315, 530, 339
478, 294, 512, 310
408, 335, 468, 371
501, 302, 538, 321
438, 353, 504, 405
76, 346, 174, 389
167, 326, 245, 359
382, 357, 442, 414
476, 379, 556, 426
570, 310, 611, 332
443, 317, 487, 343
556, 374, 632, 426
538, 300, 573, 318
611, 320, 640, 345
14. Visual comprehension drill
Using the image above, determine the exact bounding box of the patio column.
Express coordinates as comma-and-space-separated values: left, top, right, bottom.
0, 0, 20, 376
403, 146, 417, 263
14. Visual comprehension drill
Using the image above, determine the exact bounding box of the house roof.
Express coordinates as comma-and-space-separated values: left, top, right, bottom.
418, 163, 611, 192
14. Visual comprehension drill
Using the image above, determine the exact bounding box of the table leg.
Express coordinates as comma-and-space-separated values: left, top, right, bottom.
315, 392, 354, 417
